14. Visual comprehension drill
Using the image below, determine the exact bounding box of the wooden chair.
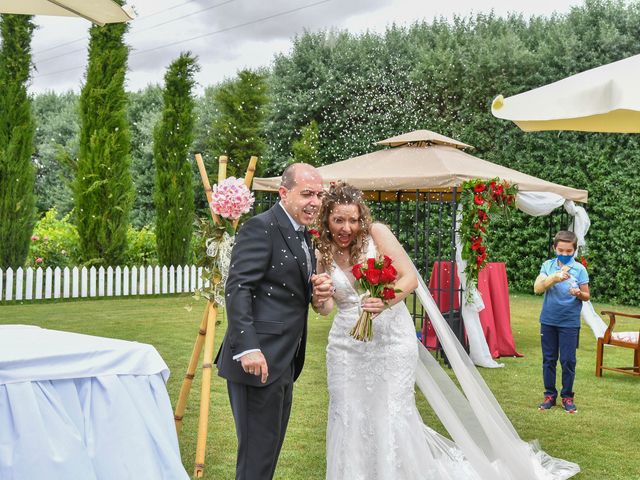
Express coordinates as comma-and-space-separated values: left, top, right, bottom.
596, 311, 640, 377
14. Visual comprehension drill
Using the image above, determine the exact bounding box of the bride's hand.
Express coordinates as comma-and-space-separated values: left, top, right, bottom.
361, 297, 386, 315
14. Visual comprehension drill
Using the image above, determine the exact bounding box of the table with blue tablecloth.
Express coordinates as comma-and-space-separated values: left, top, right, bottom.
0, 324, 189, 480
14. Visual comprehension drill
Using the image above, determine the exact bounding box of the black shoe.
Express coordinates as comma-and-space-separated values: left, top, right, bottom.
561, 397, 577, 413
538, 395, 556, 410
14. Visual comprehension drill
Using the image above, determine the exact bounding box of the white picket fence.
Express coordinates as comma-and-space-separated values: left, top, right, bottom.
0, 265, 208, 302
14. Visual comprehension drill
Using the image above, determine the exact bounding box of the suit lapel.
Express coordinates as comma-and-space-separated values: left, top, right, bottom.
272, 203, 310, 289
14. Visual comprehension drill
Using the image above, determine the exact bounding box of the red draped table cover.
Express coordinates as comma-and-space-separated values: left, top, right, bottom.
423, 261, 522, 358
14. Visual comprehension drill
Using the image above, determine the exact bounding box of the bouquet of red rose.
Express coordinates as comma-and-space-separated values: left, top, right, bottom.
349, 255, 401, 341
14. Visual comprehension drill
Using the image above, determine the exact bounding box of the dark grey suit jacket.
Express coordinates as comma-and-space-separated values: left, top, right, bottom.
216, 203, 315, 387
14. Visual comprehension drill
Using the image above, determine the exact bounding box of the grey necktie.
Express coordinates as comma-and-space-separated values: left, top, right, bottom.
297, 227, 312, 280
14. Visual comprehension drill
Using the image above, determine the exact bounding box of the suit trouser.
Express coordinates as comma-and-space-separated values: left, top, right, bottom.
227, 363, 294, 480
541, 323, 580, 399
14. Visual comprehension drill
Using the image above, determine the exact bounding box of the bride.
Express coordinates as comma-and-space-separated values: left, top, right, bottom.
311, 181, 580, 480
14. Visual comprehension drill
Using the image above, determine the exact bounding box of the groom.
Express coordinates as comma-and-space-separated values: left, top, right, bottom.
216, 163, 332, 480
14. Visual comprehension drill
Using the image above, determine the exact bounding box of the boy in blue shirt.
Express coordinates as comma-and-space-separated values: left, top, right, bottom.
534, 231, 590, 413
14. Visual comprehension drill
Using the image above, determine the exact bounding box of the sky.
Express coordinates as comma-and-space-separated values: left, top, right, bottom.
28, 0, 586, 95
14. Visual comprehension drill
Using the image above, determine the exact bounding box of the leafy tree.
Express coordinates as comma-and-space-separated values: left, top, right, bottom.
0, 14, 36, 268
153, 52, 199, 266
128, 85, 163, 228
208, 69, 268, 179
74, 16, 133, 266
291, 120, 321, 166
32, 91, 78, 216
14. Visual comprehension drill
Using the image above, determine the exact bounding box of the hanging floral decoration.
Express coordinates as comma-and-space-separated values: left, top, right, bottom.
459, 178, 518, 295
193, 177, 255, 306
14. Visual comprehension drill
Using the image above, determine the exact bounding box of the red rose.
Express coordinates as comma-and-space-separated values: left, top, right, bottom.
474, 183, 486, 193
489, 181, 497, 191
474, 194, 485, 205
380, 265, 397, 283
477, 245, 486, 256
308, 228, 320, 238
473, 221, 487, 233
382, 287, 396, 301
476, 252, 487, 266
367, 258, 376, 270
352, 263, 363, 280
382, 255, 392, 268
491, 184, 504, 200
471, 237, 483, 251
364, 268, 382, 285
477, 209, 488, 223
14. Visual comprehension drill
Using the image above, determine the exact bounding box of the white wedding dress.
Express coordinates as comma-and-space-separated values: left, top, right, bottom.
325, 238, 580, 480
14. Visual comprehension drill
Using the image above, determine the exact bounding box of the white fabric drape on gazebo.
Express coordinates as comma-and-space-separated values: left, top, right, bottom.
517, 192, 607, 340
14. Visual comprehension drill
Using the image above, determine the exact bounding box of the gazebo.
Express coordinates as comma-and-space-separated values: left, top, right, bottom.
252, 130, 590, 367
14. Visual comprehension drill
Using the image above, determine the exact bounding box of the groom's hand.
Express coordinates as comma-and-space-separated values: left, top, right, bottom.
311, 273, 334, 302
240, 351, 269, 383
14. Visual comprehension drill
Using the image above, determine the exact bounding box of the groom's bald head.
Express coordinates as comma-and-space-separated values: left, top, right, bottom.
281, 163, 320, 189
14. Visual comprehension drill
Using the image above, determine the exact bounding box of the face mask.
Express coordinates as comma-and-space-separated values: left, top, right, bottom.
556, 254, 574, 265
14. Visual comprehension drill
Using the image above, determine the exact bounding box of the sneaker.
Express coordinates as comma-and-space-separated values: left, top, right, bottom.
561, 397, 577, 414
538, 395, 556, 410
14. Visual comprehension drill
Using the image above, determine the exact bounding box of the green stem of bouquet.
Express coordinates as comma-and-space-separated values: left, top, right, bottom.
350, 310, 373, 342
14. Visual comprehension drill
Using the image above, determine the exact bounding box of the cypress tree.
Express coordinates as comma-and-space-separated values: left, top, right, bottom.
75, 17, 133, 266
153, 52, 199, 266
0, 14, 36, 268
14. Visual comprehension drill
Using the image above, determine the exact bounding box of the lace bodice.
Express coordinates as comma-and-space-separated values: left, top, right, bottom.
331, 265, 362, 312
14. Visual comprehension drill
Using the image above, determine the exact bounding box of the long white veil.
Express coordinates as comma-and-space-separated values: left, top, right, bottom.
413, 268, 580, 479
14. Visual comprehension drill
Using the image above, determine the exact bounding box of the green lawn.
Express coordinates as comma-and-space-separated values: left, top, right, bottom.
1, 294, 639, 479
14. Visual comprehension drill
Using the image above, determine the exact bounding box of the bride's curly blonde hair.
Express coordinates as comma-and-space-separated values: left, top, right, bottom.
316, 181, 372, 272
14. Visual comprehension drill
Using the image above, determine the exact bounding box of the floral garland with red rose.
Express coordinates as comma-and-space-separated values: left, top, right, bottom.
459, 178, 518, 296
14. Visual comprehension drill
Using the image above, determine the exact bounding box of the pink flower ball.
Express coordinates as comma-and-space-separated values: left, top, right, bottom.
210, 177, 255, 220
35, 257, 43, 264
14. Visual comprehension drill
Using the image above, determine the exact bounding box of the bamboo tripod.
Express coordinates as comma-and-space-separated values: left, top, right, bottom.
174, 153, 258, 478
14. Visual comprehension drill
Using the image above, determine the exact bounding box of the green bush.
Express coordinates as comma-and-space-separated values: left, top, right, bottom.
27, 209, 80, 268
24, 209, 180, 268
124, 226, 158, 266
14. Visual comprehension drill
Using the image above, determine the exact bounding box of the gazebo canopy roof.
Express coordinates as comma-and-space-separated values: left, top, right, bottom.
374, 129, 473, 149
252, 130, 588, 203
